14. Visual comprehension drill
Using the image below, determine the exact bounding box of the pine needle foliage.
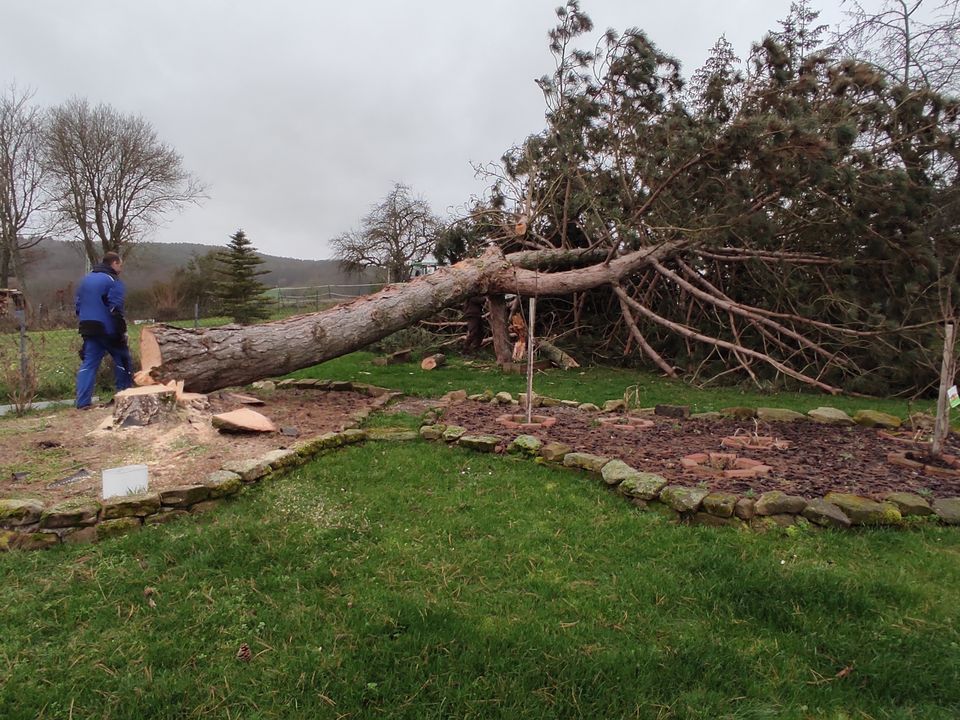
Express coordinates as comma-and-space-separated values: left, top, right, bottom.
214, 229, 271, 325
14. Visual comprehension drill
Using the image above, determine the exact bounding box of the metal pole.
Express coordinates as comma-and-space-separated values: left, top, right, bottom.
525, 297, 536, 424
194, 300, 200, 329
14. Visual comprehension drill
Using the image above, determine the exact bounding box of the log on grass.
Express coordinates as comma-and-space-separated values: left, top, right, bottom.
539, 340, 581, 370
370, 348, 414, 366
420, 353, 447, 370
141, 243, 684, 394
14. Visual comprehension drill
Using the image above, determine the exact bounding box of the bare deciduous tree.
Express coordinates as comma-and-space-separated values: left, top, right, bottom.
0, 84, 51, 296
332, 183, 440, 284
837, 0, 960, 93
43, 97, 204, 265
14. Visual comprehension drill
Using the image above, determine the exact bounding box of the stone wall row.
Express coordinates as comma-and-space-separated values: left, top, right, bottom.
3, 382, 958, 552
0, 380, 397, 553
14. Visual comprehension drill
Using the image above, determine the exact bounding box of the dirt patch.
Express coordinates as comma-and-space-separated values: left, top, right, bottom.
1, 389, 380, 504
440, 403, 960, 500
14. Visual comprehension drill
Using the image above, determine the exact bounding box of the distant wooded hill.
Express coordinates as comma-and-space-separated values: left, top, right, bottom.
19, 239, 368, 304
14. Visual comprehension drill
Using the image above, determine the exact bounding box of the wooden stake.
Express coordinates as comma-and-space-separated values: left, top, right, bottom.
932, 320, 957, 458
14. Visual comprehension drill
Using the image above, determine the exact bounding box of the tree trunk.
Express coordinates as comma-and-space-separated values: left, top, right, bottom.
539, 340, 581, 370
0, 243, 9, 288
487, 294, 513, 365
931, 321, 957, 458
420, 353, 447, 370
139, 239, 688, 393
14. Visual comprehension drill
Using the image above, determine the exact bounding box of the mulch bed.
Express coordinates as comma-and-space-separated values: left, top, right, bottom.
438, 402, 960, 500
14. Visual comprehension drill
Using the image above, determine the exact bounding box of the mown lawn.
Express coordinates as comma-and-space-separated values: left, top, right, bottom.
295, 351, 938, 421
2, 441, 958, 719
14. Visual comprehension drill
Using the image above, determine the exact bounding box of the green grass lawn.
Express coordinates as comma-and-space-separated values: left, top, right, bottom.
2, 441, 959, 719
1, 314, 946, 423
295, 351, 939, 421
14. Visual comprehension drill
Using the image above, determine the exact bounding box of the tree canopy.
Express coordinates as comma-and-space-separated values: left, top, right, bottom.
332, 183, 440, 284
43, 98, 204, 266
467, 0, 960, 396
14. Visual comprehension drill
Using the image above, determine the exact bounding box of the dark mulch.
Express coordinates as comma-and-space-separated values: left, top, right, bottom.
438, 402, 960, 500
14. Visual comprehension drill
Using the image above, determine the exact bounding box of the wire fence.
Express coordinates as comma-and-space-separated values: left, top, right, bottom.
0, 283, 386, 407
0, 318, 85, 405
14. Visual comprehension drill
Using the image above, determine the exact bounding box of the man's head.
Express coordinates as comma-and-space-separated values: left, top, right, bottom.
101, 252, 123, 273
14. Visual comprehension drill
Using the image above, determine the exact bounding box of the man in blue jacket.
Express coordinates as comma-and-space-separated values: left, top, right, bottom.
75, 251, 133, 409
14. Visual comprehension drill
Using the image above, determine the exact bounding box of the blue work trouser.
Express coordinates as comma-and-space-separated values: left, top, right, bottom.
75, 335, 133, 408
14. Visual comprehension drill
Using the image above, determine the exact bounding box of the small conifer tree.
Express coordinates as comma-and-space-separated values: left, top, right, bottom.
214, 229, 271, 324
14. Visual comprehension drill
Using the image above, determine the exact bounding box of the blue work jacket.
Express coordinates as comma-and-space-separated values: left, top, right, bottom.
75, 264, 127, 337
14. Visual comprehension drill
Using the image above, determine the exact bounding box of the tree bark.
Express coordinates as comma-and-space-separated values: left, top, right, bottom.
486, 294, 513, 365
539, 340, 580, 370
140, 239, 690, 393
931, 321, 957, 458
420, 353, 447, 370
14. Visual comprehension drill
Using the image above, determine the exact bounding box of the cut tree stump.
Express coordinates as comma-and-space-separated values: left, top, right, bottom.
113, 386, 178, 427
420, 353, 447, 370
371, 348, 414, 367
211, 408, 277, 433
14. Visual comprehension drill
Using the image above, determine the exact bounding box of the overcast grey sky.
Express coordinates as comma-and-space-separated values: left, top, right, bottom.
1, 1, 845, 261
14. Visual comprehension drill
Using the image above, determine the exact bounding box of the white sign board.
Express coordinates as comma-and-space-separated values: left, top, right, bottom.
949, 385, 959, 409
102, 464, 149, 499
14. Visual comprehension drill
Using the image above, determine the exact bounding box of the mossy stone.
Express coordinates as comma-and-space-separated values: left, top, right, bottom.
660, 486, 709, 513
720, 406, 756, 420
222, 458, 271, 482
883, 492, 933, 517
852, 410, 902, 429
458, 434, 500, 452
508, 435, 542, 457
0, 499, 44, 528
755, 491, 807, 516
260, 448, 301, 469
807, 407, 855, 425
562, 453, 611, 473
703, 492, 738, 518
159, 485, 211, 508
824, 493, 902, 525
419, 424, 446, 440
442, 425, 467, 442
932, 497, 960, 525
203, 471, 242, 498
802, 499, 851, 529
539, 442, 572, 462
757, 407, 808, 423
101, 493, 161, 520
618, 473, 668, 500
39, 499, 101, 529
97, 517, 142, 540
600, 459, 641, 487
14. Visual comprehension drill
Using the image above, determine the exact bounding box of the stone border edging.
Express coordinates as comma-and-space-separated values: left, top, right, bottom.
3, 383, 959, 551
0, 380, 397, 552
423, 391, 960, 530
